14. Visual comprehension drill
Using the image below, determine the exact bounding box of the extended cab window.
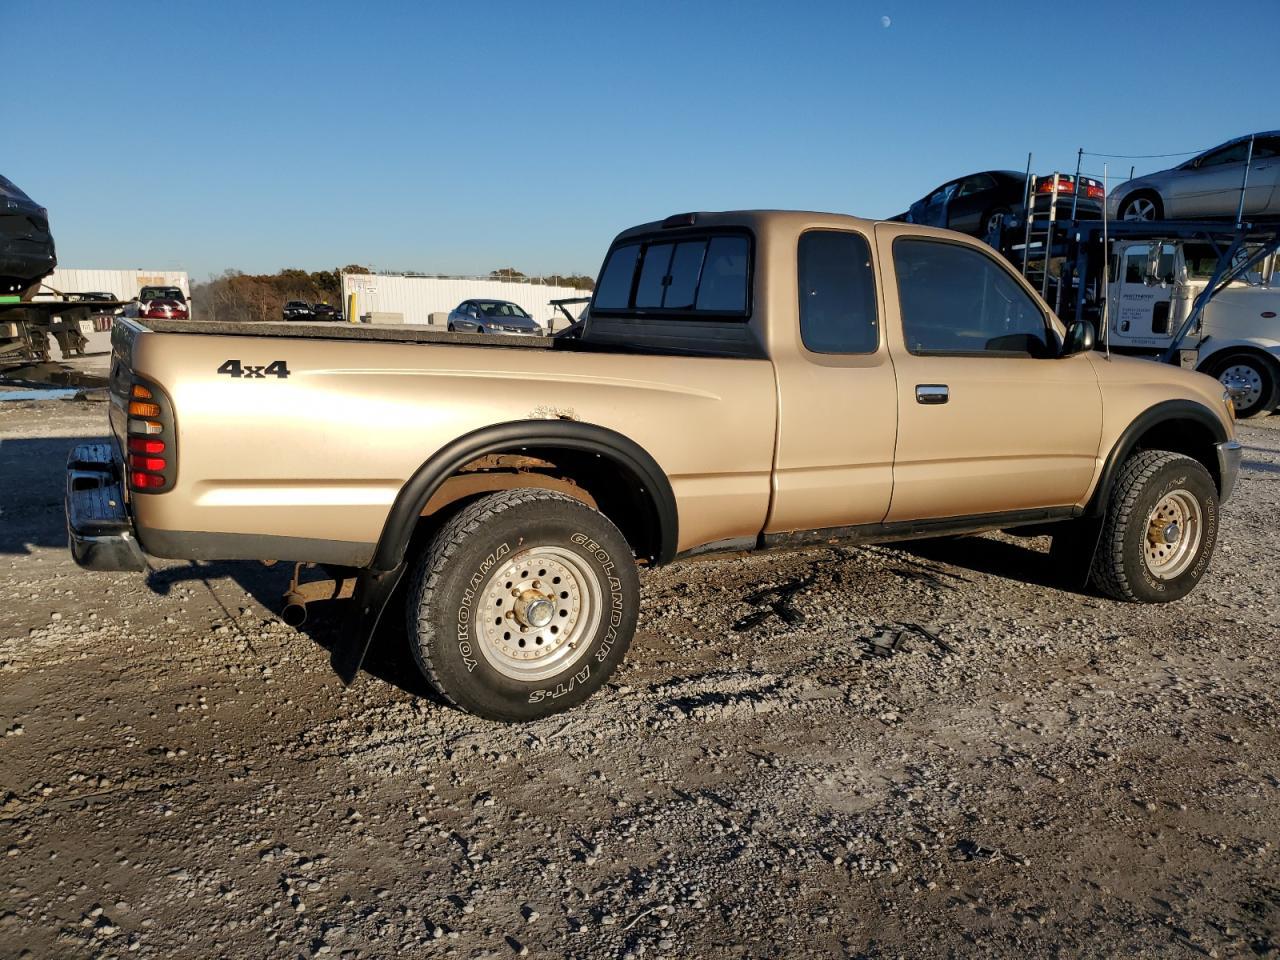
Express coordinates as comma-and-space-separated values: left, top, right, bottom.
591, 233, 750, 318
894, 239, 1053, 357
797, 230, 878, 354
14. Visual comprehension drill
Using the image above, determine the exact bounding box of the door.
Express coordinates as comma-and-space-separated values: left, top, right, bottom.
1169, 138, 1276, 217
875, 225, 1102, 522
946, 174, 997, 235
918, 181, 959, 229
1107, 242, 1180, 348
765, 226, 898, 534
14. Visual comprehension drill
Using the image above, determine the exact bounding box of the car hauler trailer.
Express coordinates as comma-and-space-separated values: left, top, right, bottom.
990, 214, 1280, 417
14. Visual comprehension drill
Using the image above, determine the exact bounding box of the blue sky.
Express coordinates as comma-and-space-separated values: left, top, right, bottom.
9, 0, 1276, 281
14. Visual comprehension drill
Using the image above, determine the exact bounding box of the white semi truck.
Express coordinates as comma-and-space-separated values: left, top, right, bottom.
1107, 238, 1279, 417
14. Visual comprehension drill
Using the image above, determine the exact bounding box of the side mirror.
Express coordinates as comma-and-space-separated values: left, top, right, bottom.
1063, 320, 1095, 356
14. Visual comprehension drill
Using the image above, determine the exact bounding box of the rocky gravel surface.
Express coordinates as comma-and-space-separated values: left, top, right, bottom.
1, 398, 1278, 959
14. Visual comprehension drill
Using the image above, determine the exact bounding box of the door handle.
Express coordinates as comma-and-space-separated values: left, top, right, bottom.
916, 384, 949, 404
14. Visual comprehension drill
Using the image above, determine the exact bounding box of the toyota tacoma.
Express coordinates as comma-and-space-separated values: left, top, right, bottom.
66, 211, 1242, 720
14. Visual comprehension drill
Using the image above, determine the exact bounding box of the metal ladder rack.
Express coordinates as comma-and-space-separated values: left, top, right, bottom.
1020, 172, 1073, 311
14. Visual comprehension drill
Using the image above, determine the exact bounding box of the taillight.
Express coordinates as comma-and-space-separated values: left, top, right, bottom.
124, 377, 176, 493
1086, 184, 1105, 200
1038, 177, 1075, 194
130, 472, 166, 490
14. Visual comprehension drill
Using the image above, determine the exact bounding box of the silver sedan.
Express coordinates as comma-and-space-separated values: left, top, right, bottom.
446, 299, 545, 336
1109, 131, 1280, 221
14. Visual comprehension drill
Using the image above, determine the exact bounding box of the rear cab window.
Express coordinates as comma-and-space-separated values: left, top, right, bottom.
591, 231, 752, 319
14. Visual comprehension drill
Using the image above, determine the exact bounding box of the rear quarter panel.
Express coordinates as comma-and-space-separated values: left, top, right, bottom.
125, 332, 777, 563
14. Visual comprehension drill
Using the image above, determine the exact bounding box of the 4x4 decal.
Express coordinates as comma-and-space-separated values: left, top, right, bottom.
216, 360, 290, 379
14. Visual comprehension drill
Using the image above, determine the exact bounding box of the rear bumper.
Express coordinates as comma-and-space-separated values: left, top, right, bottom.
65, 442, 147, 572
1216, 439, 1243, 503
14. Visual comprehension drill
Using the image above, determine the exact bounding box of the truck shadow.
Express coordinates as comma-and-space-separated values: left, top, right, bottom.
144, 560, 439, 702
898, 534, 1091, 595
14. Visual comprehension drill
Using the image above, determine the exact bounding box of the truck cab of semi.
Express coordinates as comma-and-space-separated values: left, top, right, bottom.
1108, 239, 1280, 417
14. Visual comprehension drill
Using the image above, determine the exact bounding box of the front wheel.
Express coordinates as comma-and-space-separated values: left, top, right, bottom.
407, 488, 640, 721
1208, 352, 1278, 419
1090, 450, 1218, 603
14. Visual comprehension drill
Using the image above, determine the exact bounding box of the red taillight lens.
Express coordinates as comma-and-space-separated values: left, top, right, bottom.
128, 454, 167, 472
1087, 184, 1105, 200
1038, 178, 1075, 194
127, 437, 165, 455
130, 471, 166, 490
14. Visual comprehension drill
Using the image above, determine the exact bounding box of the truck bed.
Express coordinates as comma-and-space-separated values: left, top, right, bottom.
133, 317, 765, 359
137, 319, 555, 348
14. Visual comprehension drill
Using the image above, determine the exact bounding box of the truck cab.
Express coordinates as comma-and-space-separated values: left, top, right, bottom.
1108, 238, 1280, 416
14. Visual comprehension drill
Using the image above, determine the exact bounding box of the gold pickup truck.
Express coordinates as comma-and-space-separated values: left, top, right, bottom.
66, 211, 1241, 720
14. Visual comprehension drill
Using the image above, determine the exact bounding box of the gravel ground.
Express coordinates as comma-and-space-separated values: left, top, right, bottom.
2, 397, 1279, 959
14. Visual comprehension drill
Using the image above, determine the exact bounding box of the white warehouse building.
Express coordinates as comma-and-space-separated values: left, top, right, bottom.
37, 268, 190, 301
341, 274, 592, 332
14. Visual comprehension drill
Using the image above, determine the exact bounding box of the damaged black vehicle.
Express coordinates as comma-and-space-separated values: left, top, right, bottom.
1, 174, 56, 298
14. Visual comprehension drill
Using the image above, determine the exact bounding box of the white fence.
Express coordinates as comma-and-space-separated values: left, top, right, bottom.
341, 274, 591, 331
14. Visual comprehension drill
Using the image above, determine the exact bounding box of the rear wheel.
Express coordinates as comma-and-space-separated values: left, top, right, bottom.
1207, 352, 1278, 419
1119, 191, 1163, 221
406, 488, 639, 721
1089, 450, 1217, 603
983, 206, 1012, 238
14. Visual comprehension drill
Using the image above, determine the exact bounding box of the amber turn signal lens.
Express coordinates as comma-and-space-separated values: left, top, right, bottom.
130, 384, 153, 399
128, 401, 160, 417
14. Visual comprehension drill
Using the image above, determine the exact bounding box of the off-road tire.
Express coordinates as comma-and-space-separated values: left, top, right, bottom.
407, 488, 639, 722
1089, 450, 1217, 603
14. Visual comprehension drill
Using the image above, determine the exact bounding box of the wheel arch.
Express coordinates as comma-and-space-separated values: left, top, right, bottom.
369, 420, 679, 572
1118, 186, 1164, 218
1086, 399, 1229, 516
1198, 342, 1280, 377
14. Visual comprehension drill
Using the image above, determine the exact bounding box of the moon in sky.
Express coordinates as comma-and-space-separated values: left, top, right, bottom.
881, 15, 891, 27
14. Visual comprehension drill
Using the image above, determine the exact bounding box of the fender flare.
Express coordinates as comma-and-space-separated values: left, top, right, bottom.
368, 419, 679, 572
1085, 399, 1229, 517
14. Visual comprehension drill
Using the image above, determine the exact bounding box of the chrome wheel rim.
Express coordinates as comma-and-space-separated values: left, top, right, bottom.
1219, 364, 1263, 411
1122, 197, 1156, 221
1143, 489, 1202, 580
986, 211, 1006, 235
476, 546, 601, 682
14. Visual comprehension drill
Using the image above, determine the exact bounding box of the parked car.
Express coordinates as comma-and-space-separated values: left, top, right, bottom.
312, 302, 342, 321
447, 299, 544, 335
899, 170, 1104, 237
1109, 131, 1280, 222
67, 210, 1240, 722
67, 292, 125, 316
0, 173, 56, 297
141, 298, 188, 320
283, 300, 314, 321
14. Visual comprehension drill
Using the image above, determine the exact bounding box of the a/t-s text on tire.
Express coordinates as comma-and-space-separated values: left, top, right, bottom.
1090, 450, 1218, 603
406, 488, 639, 722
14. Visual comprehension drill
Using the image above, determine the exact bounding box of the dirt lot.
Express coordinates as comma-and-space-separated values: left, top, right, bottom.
2, 397, 1279, 959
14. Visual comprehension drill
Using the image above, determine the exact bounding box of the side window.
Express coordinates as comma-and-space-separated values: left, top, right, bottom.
894, 239, 1053, 357
797, 230, 878, 354
956, 174, 994, 197
1197, 141, 1250, 168
592, 233, 751, 317
593, 244, 640, 309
